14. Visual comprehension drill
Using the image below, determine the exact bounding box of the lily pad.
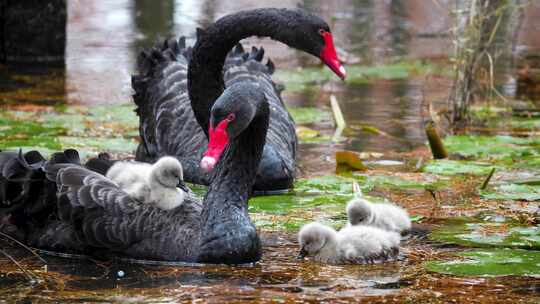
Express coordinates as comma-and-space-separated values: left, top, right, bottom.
443, 135, 540, 159
422, 159, 496, 176
430, 217, 540, 249
249, 175, 376, 231
425, 249, 540, 277
288, 107, 331, 125
0, 104, 139, 156
481, 183, 540, 201
354, 173, 446, 191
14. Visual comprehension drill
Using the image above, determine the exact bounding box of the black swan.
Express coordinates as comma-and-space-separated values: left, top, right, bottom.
133, 8, 346, 192
0, 82, 268, 264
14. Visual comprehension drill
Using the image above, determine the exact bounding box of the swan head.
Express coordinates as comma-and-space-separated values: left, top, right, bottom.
201, 83, 268, 172
298, 222, 335, 259
153, 156, 184, 188
346, 198, 372, 226
272, 9, 346, 80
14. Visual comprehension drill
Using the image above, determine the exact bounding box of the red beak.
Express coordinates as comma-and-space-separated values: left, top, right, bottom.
201, 119, 230, 172
320, 31, 346, 80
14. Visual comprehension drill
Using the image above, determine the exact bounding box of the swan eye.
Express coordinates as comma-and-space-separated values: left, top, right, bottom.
318, 29, 326, 36
226, 113, 236, 122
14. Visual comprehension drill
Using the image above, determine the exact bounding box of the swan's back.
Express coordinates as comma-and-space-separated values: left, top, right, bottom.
0, 149, 203, 261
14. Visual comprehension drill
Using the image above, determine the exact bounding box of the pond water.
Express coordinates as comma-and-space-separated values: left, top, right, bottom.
1, 0, 540, 303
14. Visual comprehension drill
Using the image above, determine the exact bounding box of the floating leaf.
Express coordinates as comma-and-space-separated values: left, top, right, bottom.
430, 217, 540, 249
355, 174, 445, 191
443, 135, 540, 159
288, 107, 331, 125
295, 126, 331, 143
481, 183, 540, 201
335, 151, 367, 171
0, 104, 139, 156
423, 159, 496, 176
425, 249, 540, 277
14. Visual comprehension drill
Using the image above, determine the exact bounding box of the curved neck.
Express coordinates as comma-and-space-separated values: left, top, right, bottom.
188, 8, 294, 134
196, 102, 269, 262
202, 103, 269, 212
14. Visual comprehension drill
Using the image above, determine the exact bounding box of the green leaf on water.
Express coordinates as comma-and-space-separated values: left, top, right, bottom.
0, 104, 139, 156
425, 249, 540, 277
422, 159, 496, 176
410, 215, 425, 222
355, 174, 446, 191
443, 135, 540, 159
481, 183, 540, 201
430, 217, 540, 249
288, 107, 331, 125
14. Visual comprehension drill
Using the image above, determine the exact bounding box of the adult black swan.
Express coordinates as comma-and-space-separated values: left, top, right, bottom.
133, 8, 346, 192
0, 82, 268, 264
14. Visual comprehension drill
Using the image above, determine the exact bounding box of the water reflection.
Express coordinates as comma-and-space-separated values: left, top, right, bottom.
1, 0, 539, 144
133, 0, 175, 50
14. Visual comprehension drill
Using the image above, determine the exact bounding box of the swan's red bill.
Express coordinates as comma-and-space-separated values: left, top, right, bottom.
201, 119, 230, 172
320, 31, 346, 80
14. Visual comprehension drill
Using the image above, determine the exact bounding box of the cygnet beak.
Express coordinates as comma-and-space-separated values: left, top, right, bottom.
177, 181, 189, 193
297, 247, 307, 259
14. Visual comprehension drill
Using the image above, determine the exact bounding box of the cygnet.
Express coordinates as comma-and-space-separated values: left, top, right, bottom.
106, 157, 188, 210
106, 160, 152, 189
346, 197, 411, 234
298, 222, 400, 264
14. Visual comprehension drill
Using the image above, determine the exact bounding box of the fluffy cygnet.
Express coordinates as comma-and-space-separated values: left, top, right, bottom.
147, 156, 187, 210
106, 160, 152, 189
298, 222, 400, 264
106, 157, 188, 210
346, 197, 411, 234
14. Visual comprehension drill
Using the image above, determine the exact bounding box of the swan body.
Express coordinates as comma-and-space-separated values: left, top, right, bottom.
298, 222, 400, 264
0, 82, 268, 263
133, 8, 345, 191
346, 198, 411, 234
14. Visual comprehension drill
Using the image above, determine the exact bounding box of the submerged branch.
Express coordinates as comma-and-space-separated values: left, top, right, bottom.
0, 231, 47, 265
0, 248, 37, 282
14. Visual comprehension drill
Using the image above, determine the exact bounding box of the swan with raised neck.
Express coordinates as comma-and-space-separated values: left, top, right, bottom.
188, 8, 346, 135
196, 82, 270, 263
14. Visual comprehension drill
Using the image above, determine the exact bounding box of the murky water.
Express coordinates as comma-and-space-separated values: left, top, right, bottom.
1, 0, 540, 303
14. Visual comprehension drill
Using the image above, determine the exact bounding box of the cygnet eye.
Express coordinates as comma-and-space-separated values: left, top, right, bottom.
226, 113, 236, 121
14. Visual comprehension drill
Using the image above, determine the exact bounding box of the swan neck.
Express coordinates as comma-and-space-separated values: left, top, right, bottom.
188, 8, 290, 134
204, 105, 269, 208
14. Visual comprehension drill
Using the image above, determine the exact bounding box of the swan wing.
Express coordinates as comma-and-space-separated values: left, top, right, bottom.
55, 166, 154, 249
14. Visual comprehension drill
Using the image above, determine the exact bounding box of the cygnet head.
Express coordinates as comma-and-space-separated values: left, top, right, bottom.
152, 156, 184, 188
346, 198, 372, 226
298, 222, 335, 258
